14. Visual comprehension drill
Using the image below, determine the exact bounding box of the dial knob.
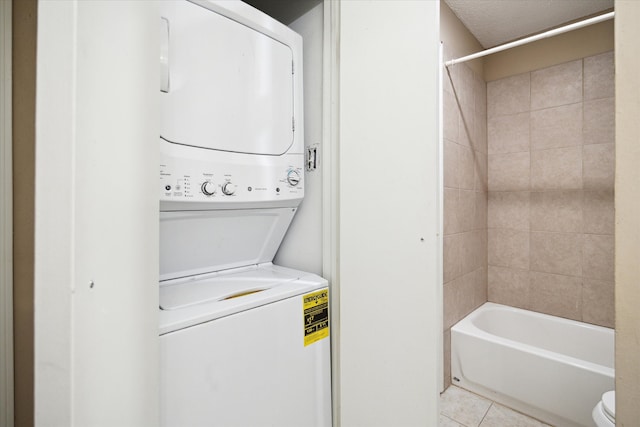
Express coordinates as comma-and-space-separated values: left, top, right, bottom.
201, 181, 216, 196
222, 182, 236, 196
287, 170, 301, 186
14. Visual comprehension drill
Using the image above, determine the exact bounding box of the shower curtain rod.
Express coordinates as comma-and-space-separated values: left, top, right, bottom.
444, 11, 615, 67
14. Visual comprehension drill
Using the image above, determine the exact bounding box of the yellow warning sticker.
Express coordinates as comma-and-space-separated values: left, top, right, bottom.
303, 289, 329, 346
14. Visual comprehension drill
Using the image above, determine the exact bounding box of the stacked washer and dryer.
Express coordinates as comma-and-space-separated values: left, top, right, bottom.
158, 1, 331, 426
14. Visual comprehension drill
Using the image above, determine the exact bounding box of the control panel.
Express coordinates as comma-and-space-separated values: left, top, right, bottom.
160, 151, 304, 204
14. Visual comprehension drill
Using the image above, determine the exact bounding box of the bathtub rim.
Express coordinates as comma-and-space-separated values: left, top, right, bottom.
451, 302, 615, 377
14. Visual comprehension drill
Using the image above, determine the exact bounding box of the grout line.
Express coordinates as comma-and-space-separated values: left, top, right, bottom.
580, 59, 587, 291
477, 402, 493, 427
441, 413, 469, 427
529, 100, 583, 113
442, 385, 556, 427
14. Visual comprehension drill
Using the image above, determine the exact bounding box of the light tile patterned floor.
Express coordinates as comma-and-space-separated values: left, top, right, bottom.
440, 386, 553, 427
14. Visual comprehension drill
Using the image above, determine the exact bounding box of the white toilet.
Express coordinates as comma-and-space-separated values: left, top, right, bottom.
592, 390, 615, 426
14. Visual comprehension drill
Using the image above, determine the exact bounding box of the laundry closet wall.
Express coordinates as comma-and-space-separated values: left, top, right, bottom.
337, 1, 441, 425
274, 2, 324, 276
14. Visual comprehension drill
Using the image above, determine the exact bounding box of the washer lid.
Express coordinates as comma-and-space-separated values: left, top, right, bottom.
602, 390, 615, 420
158, 264, 328, 335
160, 267, 299, 310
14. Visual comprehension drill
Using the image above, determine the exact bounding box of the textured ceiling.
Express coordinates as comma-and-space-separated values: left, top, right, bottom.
444, 0, 614, 48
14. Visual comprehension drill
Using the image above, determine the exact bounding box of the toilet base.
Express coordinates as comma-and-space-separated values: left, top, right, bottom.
592, 402, 615, 427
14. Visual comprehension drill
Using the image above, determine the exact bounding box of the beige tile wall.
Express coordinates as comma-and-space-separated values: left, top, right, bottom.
486, 51, 615, 329
443, 51, 488, 389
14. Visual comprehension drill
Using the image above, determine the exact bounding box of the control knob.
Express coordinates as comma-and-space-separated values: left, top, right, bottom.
287, 170, 301, 187
201, 181, 216, 196
222, 182, 236, 196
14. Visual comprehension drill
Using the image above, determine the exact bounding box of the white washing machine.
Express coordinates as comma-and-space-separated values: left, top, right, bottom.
158, 1, 331, 426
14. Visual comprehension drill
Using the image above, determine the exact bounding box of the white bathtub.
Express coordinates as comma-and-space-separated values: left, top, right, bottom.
451, 302, 614, 427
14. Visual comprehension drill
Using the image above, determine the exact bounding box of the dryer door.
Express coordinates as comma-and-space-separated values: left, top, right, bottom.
161, 1, 294, 156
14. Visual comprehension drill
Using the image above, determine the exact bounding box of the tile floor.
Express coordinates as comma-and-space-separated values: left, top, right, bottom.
440, 386, 553, 427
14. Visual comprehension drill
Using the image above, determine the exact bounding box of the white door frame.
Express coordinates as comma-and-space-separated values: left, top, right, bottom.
321, 1, 340, 425
0, 0, 14, 426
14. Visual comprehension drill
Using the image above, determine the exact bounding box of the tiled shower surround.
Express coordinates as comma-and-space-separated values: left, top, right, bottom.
487, 52, 615, 329
442, 51, 614, 389
442, 56, 488, 389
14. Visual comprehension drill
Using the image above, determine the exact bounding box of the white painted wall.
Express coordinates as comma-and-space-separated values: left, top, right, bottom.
34, 2, 159, 426
336, 1, 441, 425
615, 2, 640, 424
275, 2, 324, 275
